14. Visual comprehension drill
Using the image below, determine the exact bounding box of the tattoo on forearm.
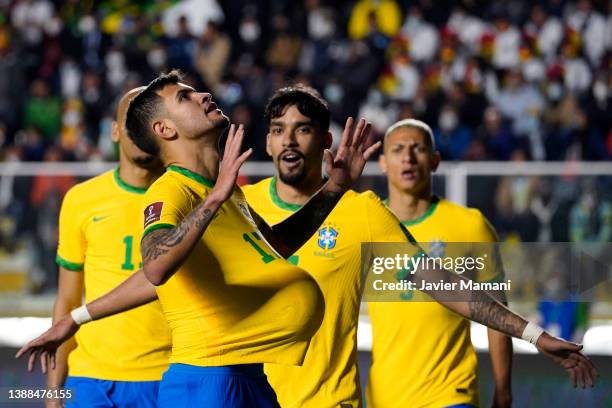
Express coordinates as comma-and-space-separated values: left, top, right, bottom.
469, 290, 525, 337
142, 205, 214, 263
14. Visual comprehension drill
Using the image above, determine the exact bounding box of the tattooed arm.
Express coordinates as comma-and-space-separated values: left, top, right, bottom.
250, 118, 380, 258
397, 232, 598, 388
142, 124, 252, 286
142, 199, 222, 285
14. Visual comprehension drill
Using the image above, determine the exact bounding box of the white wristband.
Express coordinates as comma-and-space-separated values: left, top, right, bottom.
70, 305, 92, 326
521, 321, 545, 345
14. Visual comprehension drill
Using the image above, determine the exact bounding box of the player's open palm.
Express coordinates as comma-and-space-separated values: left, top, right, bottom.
324, 117, 379, 193
213, 124, 252, 202
536, 332, 598, 388
15, 315, 79, 373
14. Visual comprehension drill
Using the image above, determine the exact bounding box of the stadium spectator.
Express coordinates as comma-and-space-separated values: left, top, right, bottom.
194, 21, 231, 93
524, 4, 564, 63
433, 104, 473, 160
23, 79, 61, 143
0, 0, 608, 164
348, 0, 401, 40
476, 106, 517, 160
0, 0, 610, 282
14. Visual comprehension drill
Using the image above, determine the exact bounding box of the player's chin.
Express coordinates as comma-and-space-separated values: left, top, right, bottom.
279, 167, 306, 186
398, 180, 422, 194
211, 112, 230, 129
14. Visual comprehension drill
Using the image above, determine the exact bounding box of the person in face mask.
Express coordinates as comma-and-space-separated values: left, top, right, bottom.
433, 104, 473, 160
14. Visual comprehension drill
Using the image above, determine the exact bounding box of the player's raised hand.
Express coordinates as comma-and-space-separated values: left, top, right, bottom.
536, 332, 598, 388
212, 123, 252, 202
324, 117, 379, 193
15, 315, 79, 373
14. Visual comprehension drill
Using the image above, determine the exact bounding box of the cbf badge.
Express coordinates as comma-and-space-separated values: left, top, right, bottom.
317, 225, 339, 250
428, 240, 446, 258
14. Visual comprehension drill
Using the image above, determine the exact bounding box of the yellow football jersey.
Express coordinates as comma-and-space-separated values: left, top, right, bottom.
243, 177, 411, 408
56, 168, 171, 381
141, 166, 324, 367
367, 197, 500, 408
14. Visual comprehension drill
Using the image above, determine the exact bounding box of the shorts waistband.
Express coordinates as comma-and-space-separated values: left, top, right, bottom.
167, 363, 265, 377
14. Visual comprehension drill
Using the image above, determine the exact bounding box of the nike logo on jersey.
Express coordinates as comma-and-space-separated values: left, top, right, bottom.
92, 215, 109, 222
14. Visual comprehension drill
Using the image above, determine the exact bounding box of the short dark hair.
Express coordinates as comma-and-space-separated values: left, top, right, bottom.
264, 84, 330, 132
125, 70, 184, 155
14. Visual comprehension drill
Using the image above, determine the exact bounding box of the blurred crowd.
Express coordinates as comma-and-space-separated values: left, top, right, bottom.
0, 0, 611, 292
0, 0, 610, 163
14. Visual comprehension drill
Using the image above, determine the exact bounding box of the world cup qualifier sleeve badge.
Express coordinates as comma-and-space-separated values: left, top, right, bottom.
144, 202, 163, 227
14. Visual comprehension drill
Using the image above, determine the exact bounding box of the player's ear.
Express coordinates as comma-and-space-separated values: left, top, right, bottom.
378, 153, 387, 174
111, 121, 120, 143
431, 151, 441, 172
153, 119, 177, 141
265, 132, 272, 157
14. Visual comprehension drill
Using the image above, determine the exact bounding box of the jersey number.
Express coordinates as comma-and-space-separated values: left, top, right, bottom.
243, 232, 300, 265
121, 235, 142, 270
243, 232, 278, 264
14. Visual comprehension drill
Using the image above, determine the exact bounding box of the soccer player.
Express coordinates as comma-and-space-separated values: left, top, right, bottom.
48, 87, 172, 408
20, 80, 597, 406
19, 70, 379, 408
367, 118, 512, 408
242, 86, 593, 407
241, 85, 409, 407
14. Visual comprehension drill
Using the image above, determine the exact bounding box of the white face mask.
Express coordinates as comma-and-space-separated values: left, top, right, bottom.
547, 82, 563, 101
309, 12, 335, 39
367, 89, 383, 105
324, 83, 343, 104
45, 17, 63, 36
147, 48, 167, 68
439, 110, 458, 132
105, 51, 124, 69
404, 15, 421, 31
240, 22, 260, 42
593, 80, 608, 103
79, 16, 96, 34
63, 110, 81, 127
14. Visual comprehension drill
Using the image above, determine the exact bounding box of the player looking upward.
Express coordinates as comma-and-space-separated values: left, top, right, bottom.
19, 79, 598, 408
49, 87, 172, 408
21, 70, 379, 408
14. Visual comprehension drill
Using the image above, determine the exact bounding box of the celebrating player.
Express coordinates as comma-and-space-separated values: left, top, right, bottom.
18, 79, 598, 408
18, 70, 379, 408
367, 118, 512, 407
242, 85, 416, 407
48, 87, 172, 408
240, 86, 596, 407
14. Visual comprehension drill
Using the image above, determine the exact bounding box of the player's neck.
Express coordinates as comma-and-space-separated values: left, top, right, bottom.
165, 137, 220, 181
387, 186, 433, 223
118, 157, 161, 189
274, 174, 326, 206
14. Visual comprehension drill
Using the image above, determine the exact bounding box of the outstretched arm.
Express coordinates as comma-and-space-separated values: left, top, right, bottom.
16, 270, 158, 373
45, 268, 82, 400
141, 124, 252, 285
408, 250, 597, 388
252, 117, 379, 257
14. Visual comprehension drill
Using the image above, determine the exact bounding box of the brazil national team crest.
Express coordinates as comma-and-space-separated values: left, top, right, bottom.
317, 225, 339, 250
428, 240, 446, 258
